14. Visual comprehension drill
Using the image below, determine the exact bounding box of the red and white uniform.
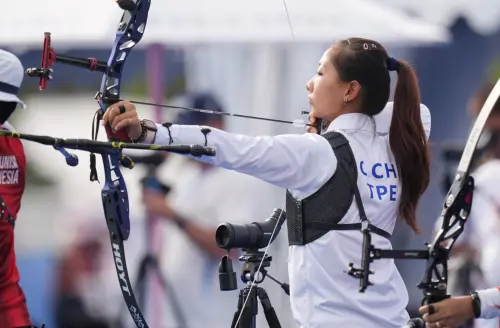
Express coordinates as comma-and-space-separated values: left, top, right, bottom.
0, 122, 31, 327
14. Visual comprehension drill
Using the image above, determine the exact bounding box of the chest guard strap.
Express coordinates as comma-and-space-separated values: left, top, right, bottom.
286, 132, 390, 245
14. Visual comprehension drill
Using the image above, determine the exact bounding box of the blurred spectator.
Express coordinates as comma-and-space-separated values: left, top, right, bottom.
53, 223, 112, 328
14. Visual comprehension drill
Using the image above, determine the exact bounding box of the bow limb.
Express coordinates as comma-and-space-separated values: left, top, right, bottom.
95, 1, 151, 327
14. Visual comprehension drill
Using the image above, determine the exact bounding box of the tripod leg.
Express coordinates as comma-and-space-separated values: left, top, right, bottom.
134, 254, 154, 308
238, 286, 257, 328
231, 289, 245, 328
257, 287, 282, 328
149, 257, 188, 327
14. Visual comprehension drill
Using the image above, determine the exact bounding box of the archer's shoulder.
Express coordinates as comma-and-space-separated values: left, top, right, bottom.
1, 121, 16, 132
473, 159, 500, 184
373, 102, 432, 138
377, 101, 431, 119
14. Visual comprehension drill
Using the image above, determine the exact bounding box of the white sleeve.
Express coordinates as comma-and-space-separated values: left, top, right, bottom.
477, 287, 500, 319
154, 124, 336, 199
373, 102, 432, 140
2, 121, 16, 132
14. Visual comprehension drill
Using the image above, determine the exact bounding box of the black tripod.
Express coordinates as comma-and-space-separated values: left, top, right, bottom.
225, 249, 287, 328
117, 152, 188, 328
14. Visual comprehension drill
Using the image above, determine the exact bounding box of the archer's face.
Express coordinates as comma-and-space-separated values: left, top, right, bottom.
305, 48, 348, 122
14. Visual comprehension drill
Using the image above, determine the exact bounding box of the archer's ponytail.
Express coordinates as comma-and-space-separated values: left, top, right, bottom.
389, 60, 430, 234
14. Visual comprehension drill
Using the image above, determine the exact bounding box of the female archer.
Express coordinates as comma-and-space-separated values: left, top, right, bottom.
102, 37, 431, 328
0, 49, 34, 327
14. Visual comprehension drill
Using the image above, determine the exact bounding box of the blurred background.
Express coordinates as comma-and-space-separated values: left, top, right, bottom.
2, 0, 500, 327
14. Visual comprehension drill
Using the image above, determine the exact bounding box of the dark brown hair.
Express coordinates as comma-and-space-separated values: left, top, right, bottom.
329, 37, 430, 233
0, 101, 17, 124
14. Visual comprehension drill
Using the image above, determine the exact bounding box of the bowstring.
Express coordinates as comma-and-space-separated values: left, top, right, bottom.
281, 0, 295, 40
233, 3, 295, 327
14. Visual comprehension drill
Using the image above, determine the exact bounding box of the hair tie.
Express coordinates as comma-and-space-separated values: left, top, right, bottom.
387, 57, 398, 71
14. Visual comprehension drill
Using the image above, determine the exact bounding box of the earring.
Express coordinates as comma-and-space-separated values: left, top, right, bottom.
344, 98, 348, 107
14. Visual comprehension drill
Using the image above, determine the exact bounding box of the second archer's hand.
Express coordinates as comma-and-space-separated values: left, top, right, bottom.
102, 100, 143, 141
418, 296, 475, 328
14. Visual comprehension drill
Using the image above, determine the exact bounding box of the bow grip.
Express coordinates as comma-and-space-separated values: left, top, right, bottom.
104, 124, 132, 142
422, 293, 450, 307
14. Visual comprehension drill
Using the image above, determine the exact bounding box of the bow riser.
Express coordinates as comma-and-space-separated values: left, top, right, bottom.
96, 1, 151, 327
418, 174, 474, 305
97, 0, 151, 244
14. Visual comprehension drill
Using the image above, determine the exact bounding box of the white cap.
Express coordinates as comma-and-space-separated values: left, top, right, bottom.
0, 49, 26, 109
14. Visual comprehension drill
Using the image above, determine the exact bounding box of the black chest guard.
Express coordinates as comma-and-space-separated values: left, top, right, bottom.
285, 132, 391, 245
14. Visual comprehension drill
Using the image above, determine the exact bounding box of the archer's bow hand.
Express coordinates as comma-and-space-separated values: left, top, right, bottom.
102, 100, 143, 141
419, 296, 475, 328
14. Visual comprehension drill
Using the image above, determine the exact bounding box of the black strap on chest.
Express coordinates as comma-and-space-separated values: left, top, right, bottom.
307, 159, 391, 240
286, 132, 391, 245
0, 195, 15, 227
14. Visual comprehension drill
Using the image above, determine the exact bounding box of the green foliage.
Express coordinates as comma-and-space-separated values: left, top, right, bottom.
487, 58, 500, 83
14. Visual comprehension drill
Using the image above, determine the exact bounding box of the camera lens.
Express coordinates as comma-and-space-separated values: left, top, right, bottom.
215, 225, 232, 248
214, 208, 286, 250
215, 222, 260, 250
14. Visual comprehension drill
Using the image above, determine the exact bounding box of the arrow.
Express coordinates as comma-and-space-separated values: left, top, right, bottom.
97, 96, 314, 128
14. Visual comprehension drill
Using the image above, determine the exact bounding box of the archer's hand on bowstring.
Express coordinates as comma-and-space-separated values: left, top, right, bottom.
306, 114, 319, 134
102, 100, 143, 141
306, 113, 326, 134
418, 296, 475, 328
